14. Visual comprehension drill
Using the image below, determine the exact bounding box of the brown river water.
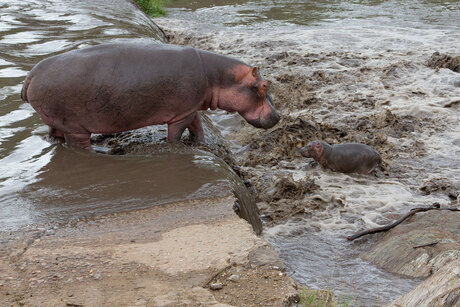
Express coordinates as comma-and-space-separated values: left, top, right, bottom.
1, 0, 459, 305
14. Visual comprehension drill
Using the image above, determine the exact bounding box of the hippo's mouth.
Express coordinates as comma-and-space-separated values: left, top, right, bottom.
246, 114, 279, 129
240, 99, 279, 129
247, 114, 264, 129
260, 110, 280, 129
300, 147, 312, 158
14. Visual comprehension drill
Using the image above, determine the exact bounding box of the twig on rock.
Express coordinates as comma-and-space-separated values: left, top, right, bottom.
347, 203, 460, 241
203, 264, 232, 287
413, 242, 438, 249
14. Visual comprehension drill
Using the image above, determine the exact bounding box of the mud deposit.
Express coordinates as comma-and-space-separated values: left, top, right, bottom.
157, 0, 460, 304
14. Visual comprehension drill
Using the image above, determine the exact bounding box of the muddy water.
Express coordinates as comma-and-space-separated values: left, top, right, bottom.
0, 0, 261, 233
159, 0, 460, 305
1, 0, 459, 304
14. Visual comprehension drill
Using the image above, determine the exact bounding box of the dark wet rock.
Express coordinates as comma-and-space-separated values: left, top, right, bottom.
91, 113, 263, 234
91, 113, 236, 170
245, 172, 317, 207
241, 169, 321, 225
388, 260, 460, 307
426, 52, 460, 72
362, 210, 460, 278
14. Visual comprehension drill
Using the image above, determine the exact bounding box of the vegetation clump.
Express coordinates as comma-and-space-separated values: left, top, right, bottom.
299, 288, 338, 306
133, 0, 167, 17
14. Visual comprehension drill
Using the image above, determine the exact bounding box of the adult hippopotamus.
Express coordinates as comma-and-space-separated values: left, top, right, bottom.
21, 42, 280, 150
300, 141, 381, 174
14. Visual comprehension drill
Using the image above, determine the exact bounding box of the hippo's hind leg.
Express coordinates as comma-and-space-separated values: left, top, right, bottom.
64, 132, 92, 151
48, 126, 65, 141
187, 113, 204, 142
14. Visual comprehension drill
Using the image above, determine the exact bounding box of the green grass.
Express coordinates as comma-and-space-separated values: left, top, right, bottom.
299, 288, 337, 307
133, 0, 168, 17
298, 287, 354, 307
300, 288, 317, 306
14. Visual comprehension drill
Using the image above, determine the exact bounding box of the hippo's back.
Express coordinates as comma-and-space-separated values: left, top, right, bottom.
23, 42, 206, 133
331, 143, 381, 173
26, 42, 201, 90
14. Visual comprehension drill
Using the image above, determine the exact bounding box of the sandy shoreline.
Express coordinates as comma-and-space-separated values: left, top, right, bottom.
0, 195, 302, 307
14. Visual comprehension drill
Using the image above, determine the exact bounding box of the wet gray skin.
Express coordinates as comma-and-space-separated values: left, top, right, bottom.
300, 141, 381, 174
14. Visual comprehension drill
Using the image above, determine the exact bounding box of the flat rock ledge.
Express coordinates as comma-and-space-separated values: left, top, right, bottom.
388, 260, 460, 307
0, 196, 299, 307
362, 210, 460, 278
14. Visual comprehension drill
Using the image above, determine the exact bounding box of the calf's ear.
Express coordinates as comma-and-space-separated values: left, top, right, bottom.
314, 142, 323, 155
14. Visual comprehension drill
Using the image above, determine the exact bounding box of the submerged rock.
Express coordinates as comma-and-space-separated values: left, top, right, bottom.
426, 52, 460, 73
362, 210, 460, 278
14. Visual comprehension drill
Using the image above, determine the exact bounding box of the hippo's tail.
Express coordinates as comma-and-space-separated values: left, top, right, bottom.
21, 76, 31, 103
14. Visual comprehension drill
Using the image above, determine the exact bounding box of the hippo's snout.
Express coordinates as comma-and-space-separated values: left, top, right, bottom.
300, 146, 310, 158
260, 108, 280, 129
246, 107, 279, 129
257, 94, 280, 129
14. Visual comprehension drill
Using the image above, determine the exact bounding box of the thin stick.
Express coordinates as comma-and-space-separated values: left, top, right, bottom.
413, 242, 438, 249
203, 264, 232, 287
347, 203, 460, 241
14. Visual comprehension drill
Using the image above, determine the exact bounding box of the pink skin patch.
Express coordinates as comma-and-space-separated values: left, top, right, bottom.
241, 101, 269, 125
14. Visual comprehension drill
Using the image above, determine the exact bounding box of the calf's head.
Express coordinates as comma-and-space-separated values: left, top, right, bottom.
300, 141, 324, 161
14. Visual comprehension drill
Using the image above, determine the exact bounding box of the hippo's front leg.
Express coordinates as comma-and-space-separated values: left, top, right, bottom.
64, 132, 92, 151
167, 112, 197, 142
187, 113, 204, 142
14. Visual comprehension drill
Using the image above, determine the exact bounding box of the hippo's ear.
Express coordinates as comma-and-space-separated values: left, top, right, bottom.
314, 142, 323, 156
252, 67, 258, 78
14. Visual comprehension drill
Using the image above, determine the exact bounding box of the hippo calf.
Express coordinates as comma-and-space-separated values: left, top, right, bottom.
21, 42, 280, 150
300, 141, 381, 174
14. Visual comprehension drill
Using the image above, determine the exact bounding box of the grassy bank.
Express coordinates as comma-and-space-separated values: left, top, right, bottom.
134, 0, 167, 17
